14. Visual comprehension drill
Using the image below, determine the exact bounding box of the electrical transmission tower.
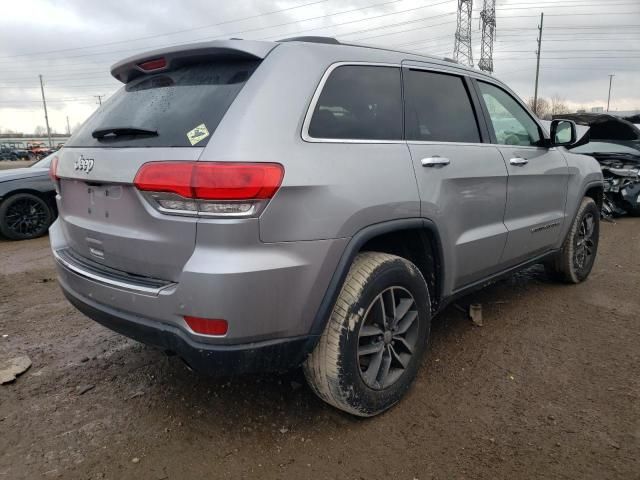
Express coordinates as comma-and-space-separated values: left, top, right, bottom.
453, 0, 474, 67
479, 0, 496, 73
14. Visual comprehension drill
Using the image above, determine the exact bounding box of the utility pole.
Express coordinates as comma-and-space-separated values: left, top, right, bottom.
66, 116, 71, 136
94, 94, 104, 106
607, 74, 615, 111
533, 12, 544, 117
39, 74, 53, 148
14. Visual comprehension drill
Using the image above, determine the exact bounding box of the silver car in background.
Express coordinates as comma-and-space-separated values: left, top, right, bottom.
49, 37, 603, 416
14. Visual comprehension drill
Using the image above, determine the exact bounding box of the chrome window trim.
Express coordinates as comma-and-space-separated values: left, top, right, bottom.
301, 61, 405, 144
406, 140, 498, 148
300, 60, 553, 148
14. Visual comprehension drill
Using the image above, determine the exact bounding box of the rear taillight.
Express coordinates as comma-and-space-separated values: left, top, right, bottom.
49, 156, 59, 185
134, 162, 284, 218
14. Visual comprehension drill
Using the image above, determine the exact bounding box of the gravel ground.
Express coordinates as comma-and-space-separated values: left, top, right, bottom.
0, 220, 639, 479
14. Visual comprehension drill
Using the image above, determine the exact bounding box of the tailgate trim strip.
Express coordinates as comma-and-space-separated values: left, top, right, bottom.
53, 248, 175, 295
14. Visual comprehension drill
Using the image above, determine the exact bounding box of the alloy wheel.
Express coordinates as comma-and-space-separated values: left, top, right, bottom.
357, 286, 420, 390
574, 212, 595, 270
5, 197, 49, 238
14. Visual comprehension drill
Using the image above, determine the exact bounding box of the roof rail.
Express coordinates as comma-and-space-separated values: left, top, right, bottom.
277, 36, 341, 45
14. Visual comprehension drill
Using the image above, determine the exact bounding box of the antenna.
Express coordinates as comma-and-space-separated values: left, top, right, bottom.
478, 0, 496, 73
453, 0, 474, 67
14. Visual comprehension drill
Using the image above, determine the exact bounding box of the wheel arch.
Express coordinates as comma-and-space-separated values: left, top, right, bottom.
584, 183, 604, 211
304, 218, 445, 355
0, 188, 57, 213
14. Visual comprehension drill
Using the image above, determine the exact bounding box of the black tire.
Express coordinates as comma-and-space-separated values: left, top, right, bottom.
627, 206, 640, 217
0, 193, 53, 240
546, 197, 599, 283
304, 252, 431, 417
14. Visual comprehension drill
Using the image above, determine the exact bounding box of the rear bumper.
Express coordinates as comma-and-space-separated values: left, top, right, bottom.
50, 219, 347, 374
62, 286, 312, 375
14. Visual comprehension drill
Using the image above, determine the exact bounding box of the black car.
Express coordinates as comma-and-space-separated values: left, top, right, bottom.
0, 153, 57, 240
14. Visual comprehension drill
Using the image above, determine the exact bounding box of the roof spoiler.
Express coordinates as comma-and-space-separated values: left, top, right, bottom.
110, 40, 277, 83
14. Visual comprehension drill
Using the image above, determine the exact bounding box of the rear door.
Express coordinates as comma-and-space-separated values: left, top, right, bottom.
56, 58, 262, 281
474, 80, 569, 265
402, 63, 509, 292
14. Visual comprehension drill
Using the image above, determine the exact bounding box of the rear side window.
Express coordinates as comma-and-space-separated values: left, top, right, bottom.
307, 65, 402, 141
66, 60, 259, 148
404, 69, 480, 143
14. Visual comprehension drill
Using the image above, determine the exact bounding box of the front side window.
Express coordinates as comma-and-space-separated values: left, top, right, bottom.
404, 69, 480, 143
478, 82, 542, 147
307, 65, 402, 141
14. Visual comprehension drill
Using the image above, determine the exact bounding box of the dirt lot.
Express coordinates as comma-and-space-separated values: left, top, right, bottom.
0, 221, 639, 479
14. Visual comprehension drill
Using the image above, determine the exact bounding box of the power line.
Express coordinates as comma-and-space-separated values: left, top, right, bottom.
496, 1, 639, 10
261, 0, 455, 39
476, 11, 640, 19
495, 56, 640, 59
0, 0, 332, 60
500, 25, 640, 30
499, 49, 640, 53
0, 0, 408, 66
0, 0, 442, 67
496, 1, 639, 8
354, 19, 455, 41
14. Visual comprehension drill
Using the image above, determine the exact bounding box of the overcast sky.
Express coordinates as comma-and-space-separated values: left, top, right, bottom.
0, 0, 638, 134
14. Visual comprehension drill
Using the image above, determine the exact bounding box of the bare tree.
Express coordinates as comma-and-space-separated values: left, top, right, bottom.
526, 97, 550, 118
550, 94, 570, 116
33, 125, 46, 136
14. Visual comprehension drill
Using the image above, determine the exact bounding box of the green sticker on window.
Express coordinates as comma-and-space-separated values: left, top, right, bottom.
187, 123, 210, 145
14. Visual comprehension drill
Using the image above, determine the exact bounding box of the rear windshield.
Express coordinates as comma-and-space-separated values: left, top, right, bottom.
66, 60, 259, 148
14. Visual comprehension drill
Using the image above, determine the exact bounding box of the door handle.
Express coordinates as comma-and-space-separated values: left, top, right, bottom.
510, 157, 528, 166
421, 156, 450, 167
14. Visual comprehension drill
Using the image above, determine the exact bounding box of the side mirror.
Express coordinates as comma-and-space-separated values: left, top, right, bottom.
550, 119, 577, 147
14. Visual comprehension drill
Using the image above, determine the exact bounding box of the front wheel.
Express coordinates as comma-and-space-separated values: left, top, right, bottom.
304, 252, 431, 417
546, 197, 600, 283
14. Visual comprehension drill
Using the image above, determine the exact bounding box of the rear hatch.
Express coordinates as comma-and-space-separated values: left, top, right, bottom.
56, 41, 274, 281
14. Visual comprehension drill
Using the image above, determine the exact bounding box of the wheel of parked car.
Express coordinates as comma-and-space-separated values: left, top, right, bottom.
627, 206, 640, 217
0, 193, 53, 240
304, 252, 431, 417
546, 197, 600, 283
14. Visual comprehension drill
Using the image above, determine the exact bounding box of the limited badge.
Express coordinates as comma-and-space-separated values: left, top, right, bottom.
186, 123, 210, 145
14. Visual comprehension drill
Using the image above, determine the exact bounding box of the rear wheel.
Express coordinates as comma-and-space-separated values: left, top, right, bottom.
304, 252, 431, 417
546, 197, 599, 283
0, 193, 53, 240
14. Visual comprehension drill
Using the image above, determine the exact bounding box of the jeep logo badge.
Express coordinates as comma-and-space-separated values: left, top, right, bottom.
74, 155, 94, 173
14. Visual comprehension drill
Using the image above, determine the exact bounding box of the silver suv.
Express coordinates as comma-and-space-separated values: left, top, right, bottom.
49, 37, 603, 416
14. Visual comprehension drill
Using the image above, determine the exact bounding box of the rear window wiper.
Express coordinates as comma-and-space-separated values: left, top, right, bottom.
92, 126, 158, 139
